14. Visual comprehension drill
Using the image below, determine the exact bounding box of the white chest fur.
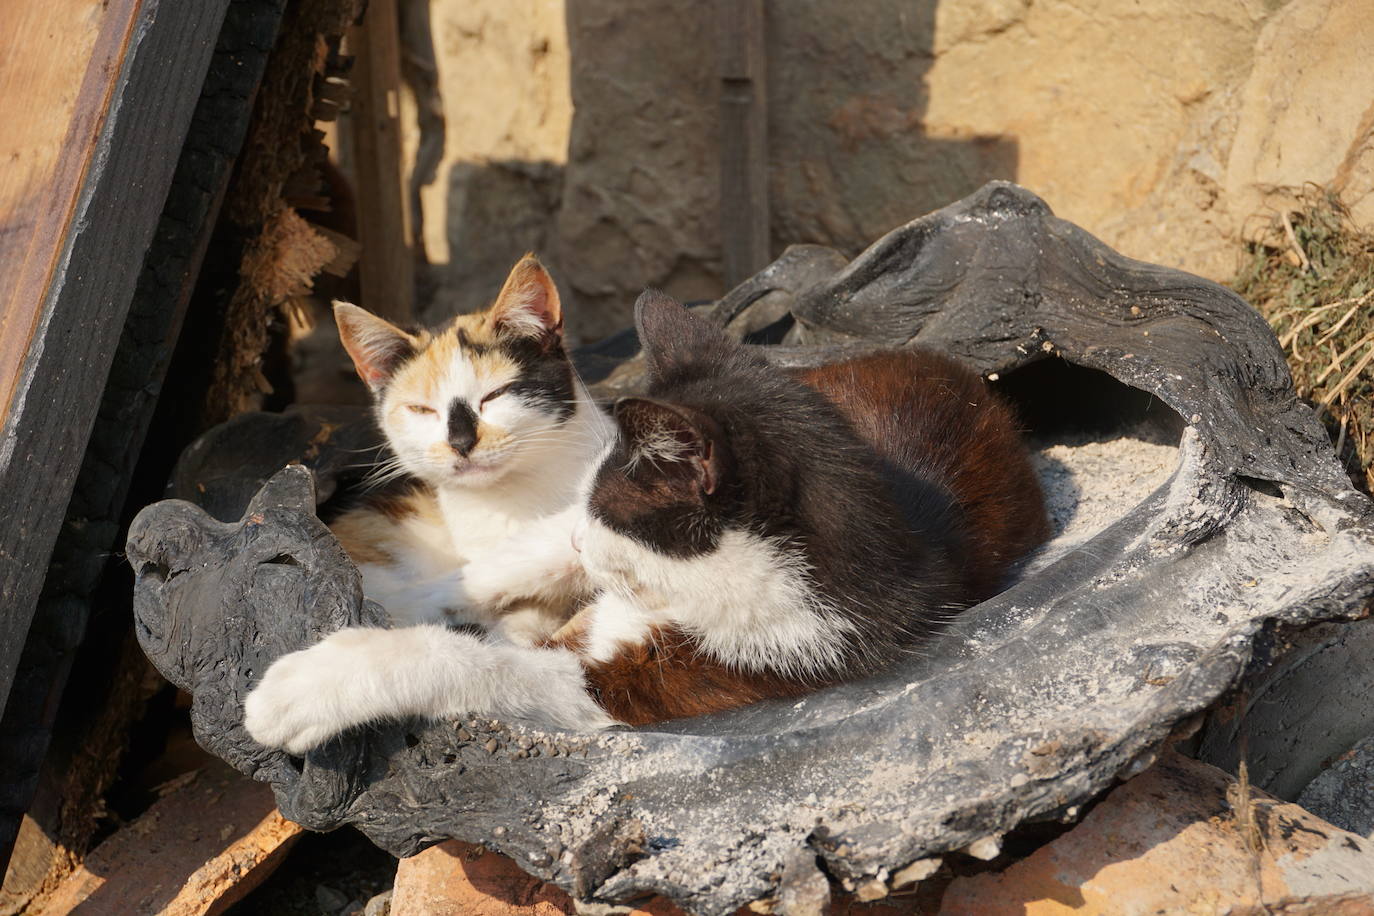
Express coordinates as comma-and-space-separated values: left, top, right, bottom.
577, 519, 856, 676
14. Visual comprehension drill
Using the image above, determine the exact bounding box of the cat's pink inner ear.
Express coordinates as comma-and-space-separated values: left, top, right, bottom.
491, 254, 563, 339
334, 302, 415, 390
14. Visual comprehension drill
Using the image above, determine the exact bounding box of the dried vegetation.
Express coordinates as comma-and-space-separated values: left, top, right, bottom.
1230, 186, 1374, 494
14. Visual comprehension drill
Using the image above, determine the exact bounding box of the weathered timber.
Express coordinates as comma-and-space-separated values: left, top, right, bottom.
0, 0, 230, 726
349, 0, 414, 321
0, 0, 139, 424
127, 184, 1374, 915
38, 763, 302, 915
0, 0, 289, 882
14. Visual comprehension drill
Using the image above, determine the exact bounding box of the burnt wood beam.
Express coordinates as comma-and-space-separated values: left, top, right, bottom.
0, 0, 231, 726
0, 0, 288, 876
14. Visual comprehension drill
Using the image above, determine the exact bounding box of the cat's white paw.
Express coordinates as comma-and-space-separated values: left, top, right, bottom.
244, 633, 377, 754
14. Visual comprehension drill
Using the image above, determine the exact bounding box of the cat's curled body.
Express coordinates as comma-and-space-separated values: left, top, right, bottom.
325, 255, 611, 642
244, 291, 1049, 752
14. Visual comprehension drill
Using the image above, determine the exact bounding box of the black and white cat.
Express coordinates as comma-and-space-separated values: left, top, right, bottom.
245, 290, 1049, 752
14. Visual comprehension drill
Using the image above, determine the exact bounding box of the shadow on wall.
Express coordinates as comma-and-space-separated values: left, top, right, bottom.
766, 0, 1018, 251
426, 1, 1018, 343
423, 159, 567, 328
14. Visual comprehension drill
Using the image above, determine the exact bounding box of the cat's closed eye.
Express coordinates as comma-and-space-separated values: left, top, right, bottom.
480, 384, 514, 408
406, 404, 438, 416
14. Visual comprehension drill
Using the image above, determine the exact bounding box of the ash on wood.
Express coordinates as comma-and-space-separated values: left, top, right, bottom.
127, 184, 1374, 916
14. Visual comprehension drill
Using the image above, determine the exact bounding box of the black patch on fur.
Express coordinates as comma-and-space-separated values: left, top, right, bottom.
588, 293, 1014, 681
589, 437, 725, 557
456, 327, 491, 355
448, 398, 478, 454
498, 334, 576, 421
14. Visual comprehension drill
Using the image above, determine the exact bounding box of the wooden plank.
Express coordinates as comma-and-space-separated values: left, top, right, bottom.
0, 0, 289, 880
37, 763, 303, 915
716, 0, 770, 290
0, 0, 140, 425
0, 0, 231, 712
348, 0, 414, 322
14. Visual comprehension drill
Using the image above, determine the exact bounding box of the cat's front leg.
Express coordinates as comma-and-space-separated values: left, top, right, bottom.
243, 624, 615, 754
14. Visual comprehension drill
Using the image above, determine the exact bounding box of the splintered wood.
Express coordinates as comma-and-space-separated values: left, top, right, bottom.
38, 764, 301, 916
242, 208, 342, 309
201, 0, 365, 427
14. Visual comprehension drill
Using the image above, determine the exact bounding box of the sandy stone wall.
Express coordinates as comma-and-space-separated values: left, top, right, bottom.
410, 0, 572, 321
416, 0, 1374, 341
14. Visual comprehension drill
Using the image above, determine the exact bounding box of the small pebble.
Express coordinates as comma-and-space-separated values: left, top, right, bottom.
855, 878, 888, 901
964, 834, 1002, 860
892, 858, 941, 888
364, 890, 393, 916
484, 739, 499, 754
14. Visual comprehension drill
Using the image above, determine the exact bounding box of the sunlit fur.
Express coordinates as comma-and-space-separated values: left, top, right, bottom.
327, 255, 613, 633
574, 518, 858, 677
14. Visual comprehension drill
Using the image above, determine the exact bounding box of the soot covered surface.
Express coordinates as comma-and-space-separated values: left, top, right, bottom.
126, 183, 1374, 914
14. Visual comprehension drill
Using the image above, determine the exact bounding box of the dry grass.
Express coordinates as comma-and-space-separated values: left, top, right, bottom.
1230, 186, 1374, 494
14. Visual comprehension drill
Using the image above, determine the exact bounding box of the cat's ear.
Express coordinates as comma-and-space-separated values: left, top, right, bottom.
489, 254, 563, 342
614, 397, 725, 496
333, 302, 418, 391
634, 289, 739, 381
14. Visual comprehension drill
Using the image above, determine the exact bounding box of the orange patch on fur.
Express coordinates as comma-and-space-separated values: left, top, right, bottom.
329, 483, 445, 566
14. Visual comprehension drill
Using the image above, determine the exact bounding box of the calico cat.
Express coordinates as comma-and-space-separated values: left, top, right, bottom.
244, 290, 1049, 752
325, 255, 612, 642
